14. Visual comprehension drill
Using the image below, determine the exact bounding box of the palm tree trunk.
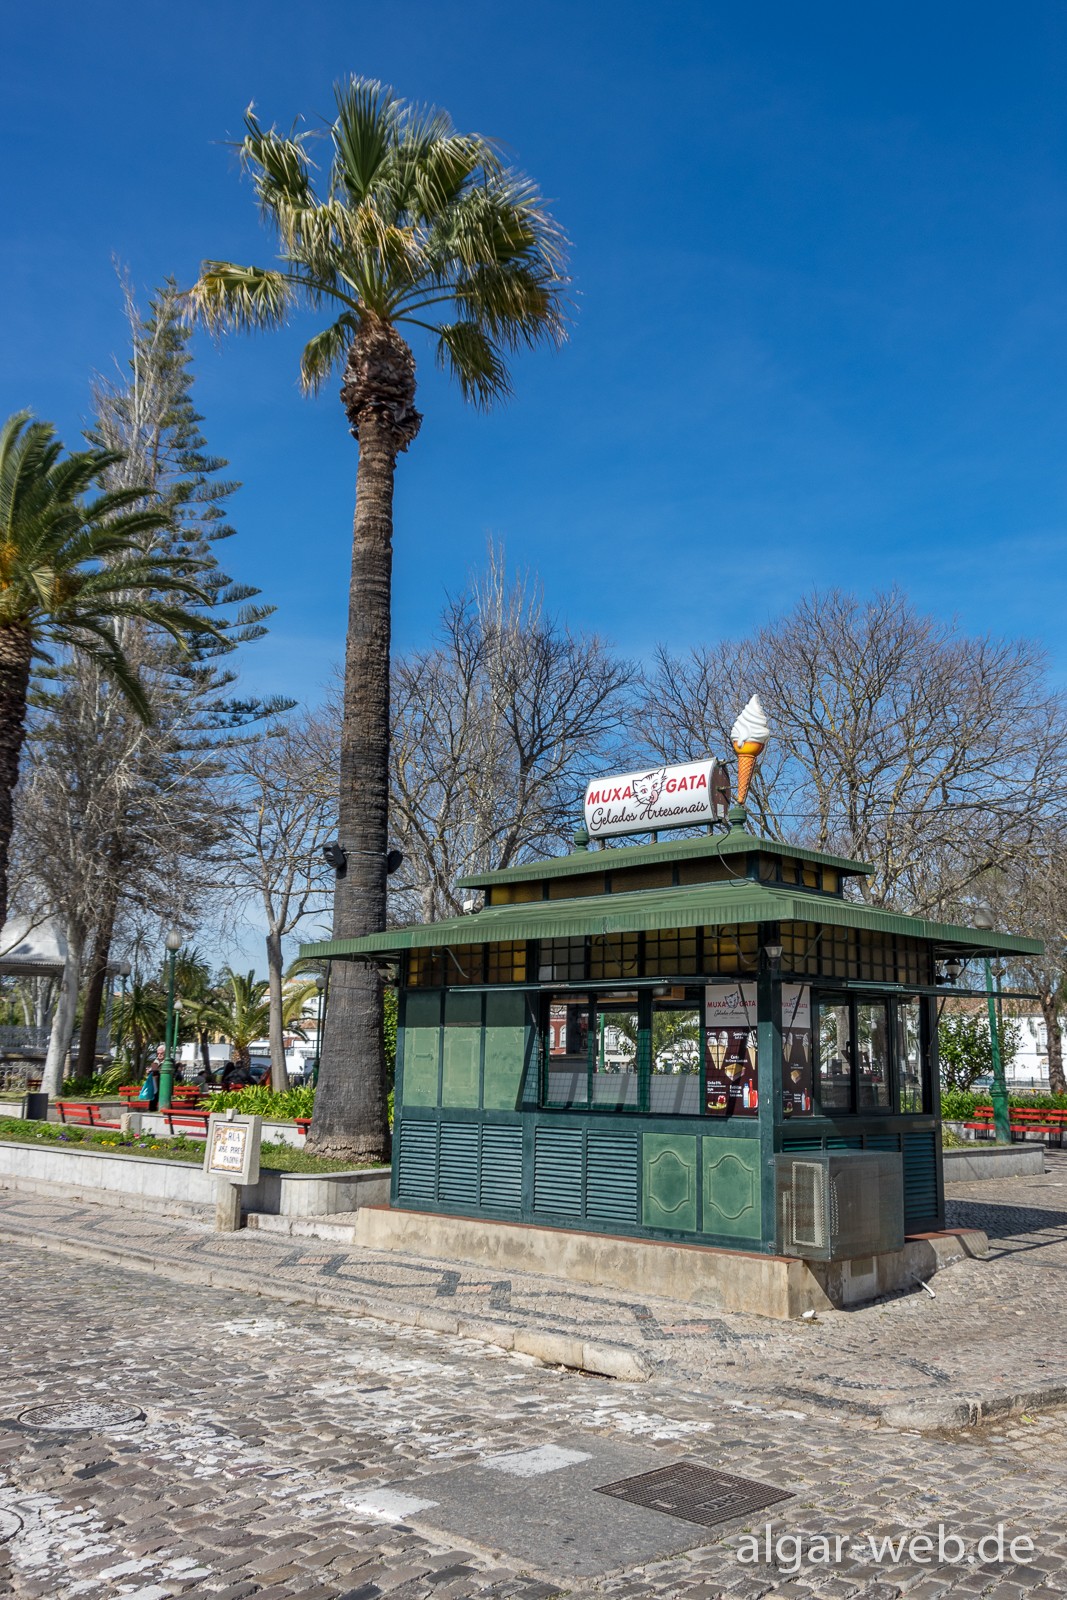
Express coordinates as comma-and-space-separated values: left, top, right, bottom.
266, 928, 288, 1092
0, 625, 33, 933
309, 323, 420, 1162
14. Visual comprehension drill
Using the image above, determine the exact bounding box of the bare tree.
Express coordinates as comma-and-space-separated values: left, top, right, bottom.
975, 835, 1067, 1095
638, 589, 1067, 912
389, 548, 634, 920
220, 712, 337, 1090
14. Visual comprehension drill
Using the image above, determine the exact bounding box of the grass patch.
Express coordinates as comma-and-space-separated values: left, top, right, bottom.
0, 1118, 373, 1173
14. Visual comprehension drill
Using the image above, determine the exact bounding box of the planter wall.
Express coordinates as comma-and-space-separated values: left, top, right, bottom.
0, 1139, 389, 1219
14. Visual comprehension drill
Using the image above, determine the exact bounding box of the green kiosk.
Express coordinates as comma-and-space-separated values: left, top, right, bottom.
306, 701, 1040, 1310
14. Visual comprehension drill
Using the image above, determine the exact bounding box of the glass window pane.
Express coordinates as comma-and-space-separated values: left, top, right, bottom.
856, 1000, 891, 1110
897, 999, 924, 1112
818, 1002, 852, 1113
545, 996, 589, 1105
593, 1000, 641, 1109
649, 1001, 701, 1114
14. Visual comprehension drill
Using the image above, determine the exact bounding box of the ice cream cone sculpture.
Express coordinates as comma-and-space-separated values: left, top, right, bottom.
730, 694, 770, 803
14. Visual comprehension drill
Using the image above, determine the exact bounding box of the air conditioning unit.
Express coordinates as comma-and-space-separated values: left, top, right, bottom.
776, 1150, 904, 1261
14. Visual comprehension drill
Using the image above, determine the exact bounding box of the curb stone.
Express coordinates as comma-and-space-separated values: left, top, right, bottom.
882, 1380, 1067, 1431
0, 1222, 651, 1384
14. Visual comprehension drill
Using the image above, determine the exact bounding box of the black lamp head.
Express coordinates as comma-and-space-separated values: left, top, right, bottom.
323, 841, 347, 876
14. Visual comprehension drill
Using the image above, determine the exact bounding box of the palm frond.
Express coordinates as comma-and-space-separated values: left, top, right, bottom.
330, 78, 402, 205
186, 263, 294, 333
435, 322, 511, 408
299, 312, 361, 393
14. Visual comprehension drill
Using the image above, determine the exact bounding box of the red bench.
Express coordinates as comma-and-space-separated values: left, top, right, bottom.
55, 1101, 121, 1129
119, 1085, 155, 1111
295, 1118, 311, 1137
161, 1111, 210, 1138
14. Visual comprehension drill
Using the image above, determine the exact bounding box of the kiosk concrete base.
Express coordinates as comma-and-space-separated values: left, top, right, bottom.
354, 1205, 987, 1319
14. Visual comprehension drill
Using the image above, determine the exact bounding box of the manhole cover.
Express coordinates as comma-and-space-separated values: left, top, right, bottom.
596, 1461, 792, 1528
0, 1509, 22, 1543
18, 1401, 145, 1432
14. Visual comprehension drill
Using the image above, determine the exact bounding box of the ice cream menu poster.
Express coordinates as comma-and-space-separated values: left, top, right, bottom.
703, 982, 814, 1117
782, 983, 814, 1118
704, 984, 759, 1116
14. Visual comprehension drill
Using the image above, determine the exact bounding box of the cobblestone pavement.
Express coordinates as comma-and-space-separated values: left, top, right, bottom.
0, 1159, 1064, 1597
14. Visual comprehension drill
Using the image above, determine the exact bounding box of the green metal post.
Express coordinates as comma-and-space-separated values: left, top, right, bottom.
160, 947, 177, 1111
985, 956, 1010, 1144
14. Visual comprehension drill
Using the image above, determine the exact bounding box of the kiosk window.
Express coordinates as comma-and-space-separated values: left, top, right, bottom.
818, 1002, 853, 1113
592, 999, 641, 1108
649, 997, 701, 1115
856, 1000, 891, 1109
897, 998, 924, 1112
544, 996, 590, 1106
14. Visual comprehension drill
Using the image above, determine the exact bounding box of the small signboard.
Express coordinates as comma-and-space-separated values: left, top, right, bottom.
203, 1112, 262, 1186
584, 758, 730, 840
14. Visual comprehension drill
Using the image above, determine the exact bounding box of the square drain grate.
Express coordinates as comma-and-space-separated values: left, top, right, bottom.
595, 1461, 792, 1529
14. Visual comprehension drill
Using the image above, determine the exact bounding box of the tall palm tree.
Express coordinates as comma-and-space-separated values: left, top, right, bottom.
0, 411, 215, 931
206, 969, 313, 1072
189, 78, 568, 1161
113, 979, 168, 1080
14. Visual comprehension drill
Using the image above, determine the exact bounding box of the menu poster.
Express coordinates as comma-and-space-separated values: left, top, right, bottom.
704, 983, 758, 1116
782, 983, 814, 1118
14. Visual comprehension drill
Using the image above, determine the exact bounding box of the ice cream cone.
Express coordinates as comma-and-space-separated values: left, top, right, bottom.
732, 738, 765, 803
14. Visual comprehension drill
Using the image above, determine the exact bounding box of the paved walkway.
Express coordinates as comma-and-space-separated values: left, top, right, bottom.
0, 1158, 1064, 1597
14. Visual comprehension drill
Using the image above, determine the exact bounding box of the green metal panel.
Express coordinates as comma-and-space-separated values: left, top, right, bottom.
441, 991, 482, 1107
482, 990, 529, 1110
439, 1122, 480, 1206
402, 992, 442, 1107
396, 1120, 437, 1203
903, 1130, 940, 1229
643, 1133, 698, 1232
304, 881, 1041, 961
456, 826, 871, 888
533, 1125, 584, 1215
479, 1124, 523, 1210
587, 1130, 640, 1225
702, 1137, 761, 1239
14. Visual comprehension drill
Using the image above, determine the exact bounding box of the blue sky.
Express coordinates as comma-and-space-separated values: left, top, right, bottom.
4, 0, 1066, 719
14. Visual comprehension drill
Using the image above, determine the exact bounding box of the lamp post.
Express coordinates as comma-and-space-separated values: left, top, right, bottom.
312, 973, 326, 1088
973, 909, 1010, 1145
160, 929, 181, 1111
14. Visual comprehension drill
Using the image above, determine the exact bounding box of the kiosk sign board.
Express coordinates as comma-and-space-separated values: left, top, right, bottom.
584, 758, 730, 840
203, 1112, 262, 1185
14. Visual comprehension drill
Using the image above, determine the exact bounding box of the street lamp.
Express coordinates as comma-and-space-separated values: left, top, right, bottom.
973, 908, 1010, 1145
160, 929, 181, 1111
312, 973, 327, 1088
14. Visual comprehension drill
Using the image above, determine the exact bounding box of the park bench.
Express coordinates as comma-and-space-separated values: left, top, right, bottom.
172, 1085, 206, 1107
161, 1110, 210, 1138
964, 1106, 1065, 1146
119, 1085, 155, 1111
54, 1101, 121, 1129
294, 1118, 311, 1137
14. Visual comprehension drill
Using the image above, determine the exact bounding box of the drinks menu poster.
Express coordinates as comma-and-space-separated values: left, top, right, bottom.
782, 983, 814, 1117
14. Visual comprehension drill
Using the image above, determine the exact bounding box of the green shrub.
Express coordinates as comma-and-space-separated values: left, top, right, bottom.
939, 1012, 1020, 1093
211, 1084, 315, 1118
940, 1088, 1067, 1120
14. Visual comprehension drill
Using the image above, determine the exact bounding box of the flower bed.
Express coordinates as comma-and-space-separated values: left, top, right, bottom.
0, 1118, 364, 1174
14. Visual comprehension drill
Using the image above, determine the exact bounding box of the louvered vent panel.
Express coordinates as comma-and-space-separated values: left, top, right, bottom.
586, 1131, 639, 1223
479, 1124, 523, 1211
396, 1121, 438, 1203
438, 1123, 480, 1207
533, 1126, 584, 1217
902, 1130, 939, 1228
